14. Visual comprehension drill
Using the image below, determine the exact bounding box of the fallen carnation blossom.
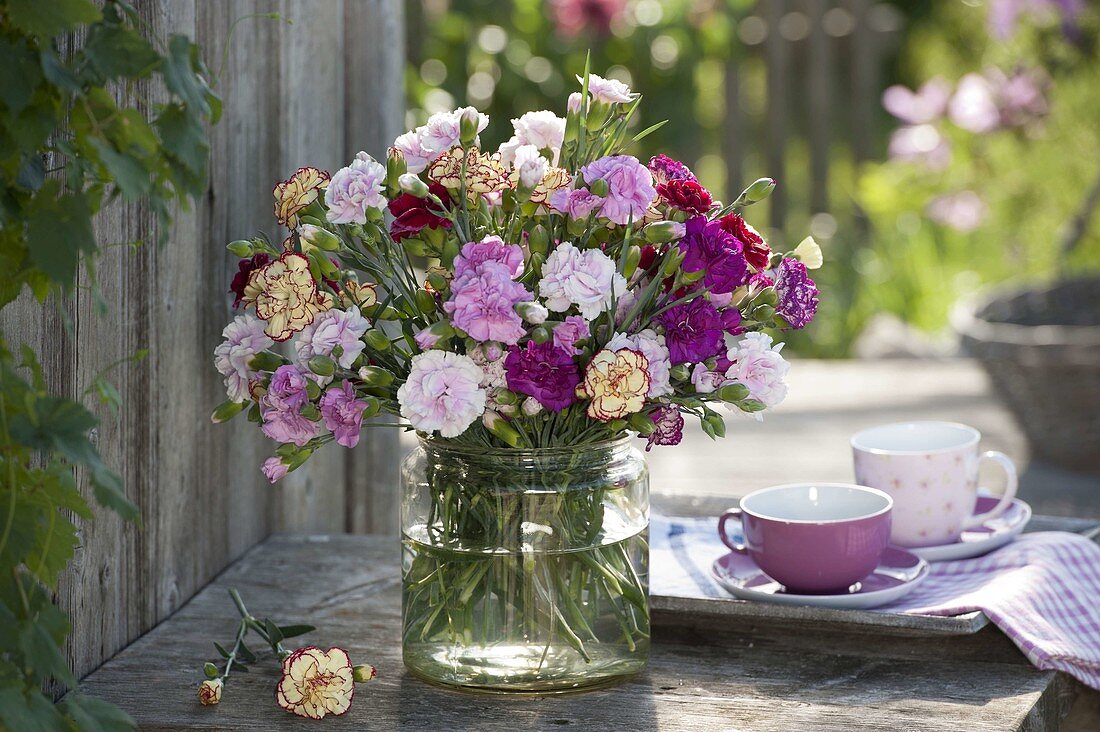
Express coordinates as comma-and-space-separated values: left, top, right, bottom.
276, 646, 356, 719
198, 678, 223, 706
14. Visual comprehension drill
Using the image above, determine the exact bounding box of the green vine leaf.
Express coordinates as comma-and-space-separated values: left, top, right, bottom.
5, 0, 101, 41
58, 693, 138, 732
24, 183, 95, 286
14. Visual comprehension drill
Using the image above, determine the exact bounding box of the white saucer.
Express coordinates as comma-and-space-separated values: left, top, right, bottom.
710, 546, 930, 610
907, 496, 1032, 562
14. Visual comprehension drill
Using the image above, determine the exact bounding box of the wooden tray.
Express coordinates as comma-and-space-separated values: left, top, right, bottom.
649, 494, 1100, 637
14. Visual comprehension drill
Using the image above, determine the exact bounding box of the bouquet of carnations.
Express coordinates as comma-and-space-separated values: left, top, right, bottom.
212, 68, 822, 691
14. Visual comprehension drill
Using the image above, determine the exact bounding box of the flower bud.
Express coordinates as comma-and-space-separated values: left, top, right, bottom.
298, 224, 340, 251
739, 178, 776, 205
753, 287, 778, 307
703, 412, 727, 438
210, 399, 246, 424
300, 403, 322, 421
484, 342, 504, 361
670, 364, 691, 381
529, 325, 552, 344
398, 173, 429, 198
589, 178, 610, 197
357, 366, 394, 387
198, 678, 223, 706
227, 239, 253, 257
352, 664, 378, 683
426, 268, 451, 295
622, 244, 642, 279
459, 108, 482, 147
717, 383, 750, 402
307, 355, 335, 377
528, 225, 550, 255
400, 236, 432, 257
606, 419, 628, 432
415, 289, 437, 315
204, 662, 219, 679
753, 304, 775, 321
661, 248, 685, 277
737, 398, 767, 413
516, 301, 549, 325
364, 329, 391, 351
567, 91, 583, 114
361, 396, 382, 419
642, 220, 686, 243
521, 397, 543, 417
483, 410, 521, 447
386, 147, 407, 188
493, 388, 519, 406
248, 351, 286, 372
305, 379, 321, 401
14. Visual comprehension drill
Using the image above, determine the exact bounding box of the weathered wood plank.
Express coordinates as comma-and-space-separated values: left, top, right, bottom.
77, 533, 1092, 731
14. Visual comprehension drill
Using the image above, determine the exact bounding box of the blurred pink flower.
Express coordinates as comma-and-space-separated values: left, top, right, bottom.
949, 74, 1001, 133
927, 191, 988, 232
552, 0, 627, 37
882, 78, 952, 125
887, 124, 951, 169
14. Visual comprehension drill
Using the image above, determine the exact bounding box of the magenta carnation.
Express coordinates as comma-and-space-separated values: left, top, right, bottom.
679, 216, 748, 294
580, 155, 656, 225
656, 299, 725, 365
320, 380, 368, 448
504, 341, 582, 412
453, 235, 525, 280
774, 258, 819, 329
648, 154, 697, 185
645, 405, 684, 451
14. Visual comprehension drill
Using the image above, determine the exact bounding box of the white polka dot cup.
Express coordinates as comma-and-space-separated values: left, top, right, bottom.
850, 421, 1018, 548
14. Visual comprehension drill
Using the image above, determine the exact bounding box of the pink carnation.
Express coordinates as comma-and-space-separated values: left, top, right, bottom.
579, 73, 634, 104
549, 188, 605, 219
453, 236, 525, 281
580, 155, 656, 225
725, 332, 790, 412
552, 315, 590, 355
324, 152, 387, 224
260, 365, 321, 446
538, 242, 626, 320
444, 262, 531, 344
214, 314, 273, 402
261, 457, 289, 484
397, 351, 486, 438
320, 380, 368, 448
294, 308, 369, 370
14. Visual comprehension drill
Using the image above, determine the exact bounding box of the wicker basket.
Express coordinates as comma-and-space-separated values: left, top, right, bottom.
953, 276, 1100, 473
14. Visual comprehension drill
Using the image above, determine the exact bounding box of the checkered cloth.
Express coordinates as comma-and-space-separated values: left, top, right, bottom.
650, 513, 1100, 690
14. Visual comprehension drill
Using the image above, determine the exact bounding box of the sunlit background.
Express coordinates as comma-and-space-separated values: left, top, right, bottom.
403, 0, 1100, 357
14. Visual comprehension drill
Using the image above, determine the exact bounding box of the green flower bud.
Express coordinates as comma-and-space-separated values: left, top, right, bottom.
681, 268, 706, 284
307, 355, 335, 377
528, 225, 550, 255
754, 287, 778, 307
365, 329, 391, 351
459, 107, 482, 147
483, 410, 521, 447
286, 448, 313, 471
203, 662, 219, 679
248, 351, 286, 372
739, 177, 776, 205
753, 304, 775, 321
622, 244, 642, 279
357, 366, 394, 387
589, 178, 610, 197
352, 664, 377, 683
298, 224, 341, 251
305, 379, 321, 401
427, 270, 451, 294
493, 388, 520, 406
529, 325, 552, 344
400, 236, 432, 257
717, 383, 750, 402
738, 398, 767, 413
661, 248, 685, 277
642, 221, 684, 244
415, 289, 436, 315
227, 239, 253, 257
210, 400, 245, 424
300, 404, 322, 422
386, 148, 407, 188
398, 173, 429, 198
670, 364, 691, 381
607, 419, 629, 433
703, 412, 727, 438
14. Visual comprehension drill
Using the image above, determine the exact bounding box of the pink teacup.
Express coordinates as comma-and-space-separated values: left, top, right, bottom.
851, 421, 1018, 548
718, 483, 893, 594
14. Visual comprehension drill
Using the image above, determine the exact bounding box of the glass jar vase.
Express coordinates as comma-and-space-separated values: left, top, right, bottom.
400, 436, 650, 693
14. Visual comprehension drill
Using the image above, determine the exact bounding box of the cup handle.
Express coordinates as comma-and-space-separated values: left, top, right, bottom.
718, 507, 748, 553
963, 450, 1018, 529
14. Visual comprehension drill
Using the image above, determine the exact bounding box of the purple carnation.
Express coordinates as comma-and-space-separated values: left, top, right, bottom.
444, 262, 532, 344
656, 299, 725, 365
774, 258, 819, 329
679, 216, 748, 295
645, 405, 684, 451
549, 188, 605, 220
552, 315, 590, 356
260, 365, 321, 446
320, 380, 368, 448
504, 341, 582, 412
580, 155, 656, 226
267, 365, 310, 409
454, 235, 525, 281
261, 456, 289, 484
648, 154, 697, 185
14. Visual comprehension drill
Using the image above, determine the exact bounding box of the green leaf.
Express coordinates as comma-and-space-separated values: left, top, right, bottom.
156, 103, 208, 179
0, 37, 43, 115
0, 684, 69, 732
5, 0, 101, 41
214, 642, 230, 659
162, 35, 211, 116
84, 22, 161, 79
18, 602, 77, 688
263, 618, 283, 643
26, 510, 79, 590
39, 49, 81, 93
25, 183, 95, 287
88, 138, 152, 200
59, 692, 136, 732
277, 623, 316, 639
237, 641, 257, 664
90, 463, 139, 523
9, 394, 98, 461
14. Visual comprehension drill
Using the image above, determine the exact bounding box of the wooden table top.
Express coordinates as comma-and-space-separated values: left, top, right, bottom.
80, 520, 1100, 731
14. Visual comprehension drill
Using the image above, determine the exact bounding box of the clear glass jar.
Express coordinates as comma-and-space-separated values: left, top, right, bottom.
400, 436, 649, 693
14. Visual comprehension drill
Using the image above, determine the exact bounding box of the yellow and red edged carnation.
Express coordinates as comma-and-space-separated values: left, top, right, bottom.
274, 167, 330, 228
428, 147, 511, 202
198, 678, 222, 706
340, 280, 378, 310
249, 252, 333, 342
583, 348, 651, 422
529, 167, 572, 205
276, 646, 355, 720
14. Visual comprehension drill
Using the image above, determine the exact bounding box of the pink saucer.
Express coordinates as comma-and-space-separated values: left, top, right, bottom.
908, 496, 1032, 562
711, 546, 929, 609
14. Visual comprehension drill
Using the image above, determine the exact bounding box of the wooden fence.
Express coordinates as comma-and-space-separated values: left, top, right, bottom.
1, 0, 404, 682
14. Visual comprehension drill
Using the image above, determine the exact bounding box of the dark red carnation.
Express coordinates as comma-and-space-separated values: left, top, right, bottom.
230, 253, 271, 308
638, 245, 658, 273
657, 180, 713, 215
388, 182, 453, 242
719, 213, 771, 271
